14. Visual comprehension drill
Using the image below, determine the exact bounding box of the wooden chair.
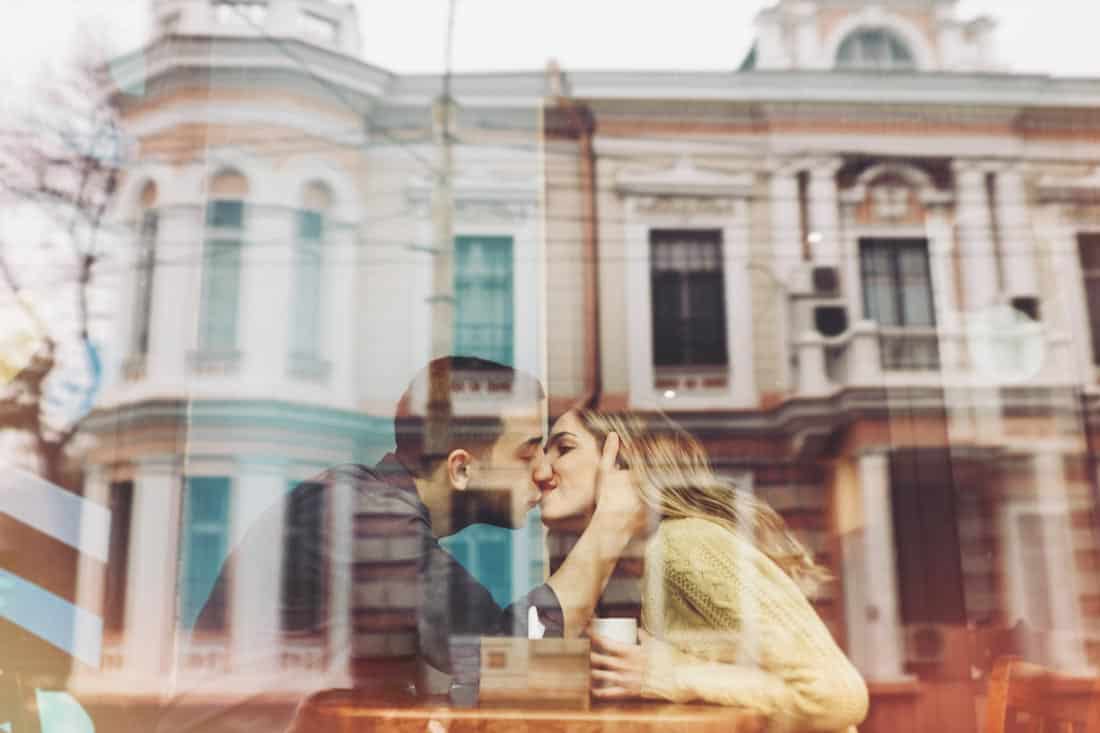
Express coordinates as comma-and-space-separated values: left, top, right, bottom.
984, 657, 1100, 733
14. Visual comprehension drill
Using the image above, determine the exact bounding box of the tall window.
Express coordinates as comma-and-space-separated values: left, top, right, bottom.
1077, 234, 1100, 367
836, 28, 916, 71
130, 182, 158, 359
454, 236, 514, 366
860, 238, 938, 370
199, 172, 247, 354
103, 482, 134, 634
290, 183, 330, 365
650, 229, 729, 368
180, 477, 231, 632
281, 481, 326, 633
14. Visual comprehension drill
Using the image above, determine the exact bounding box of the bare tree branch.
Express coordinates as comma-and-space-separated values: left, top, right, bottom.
0, 41, 120, 485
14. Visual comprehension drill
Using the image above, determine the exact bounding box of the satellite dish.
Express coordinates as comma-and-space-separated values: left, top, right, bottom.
966, 304, 1045, 384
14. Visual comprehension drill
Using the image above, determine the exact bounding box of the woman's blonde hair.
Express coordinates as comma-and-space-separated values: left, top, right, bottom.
574, 408, 829, 594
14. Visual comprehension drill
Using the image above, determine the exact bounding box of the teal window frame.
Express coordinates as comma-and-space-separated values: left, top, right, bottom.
199, 200, 244, 353
454, 235, 515, 366
180, 476, 232, 631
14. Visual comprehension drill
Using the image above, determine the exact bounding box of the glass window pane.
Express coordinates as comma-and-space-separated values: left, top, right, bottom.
206, 200, 244, 229
454, 236, 514, 365
181, 478, 231, 631
200, 239, 242, 351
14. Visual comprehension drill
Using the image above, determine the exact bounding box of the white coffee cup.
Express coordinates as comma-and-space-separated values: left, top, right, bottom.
591, 617, 638, 645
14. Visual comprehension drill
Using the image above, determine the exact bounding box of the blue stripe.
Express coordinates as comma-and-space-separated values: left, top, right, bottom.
0, 468, 111, 563
0, 569, 102, 668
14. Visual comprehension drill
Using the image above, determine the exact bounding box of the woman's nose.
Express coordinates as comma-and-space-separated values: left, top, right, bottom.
531, 451, 554, 484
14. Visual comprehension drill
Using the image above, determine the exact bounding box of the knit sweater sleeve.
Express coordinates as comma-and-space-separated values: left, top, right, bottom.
641, 519, 868, 733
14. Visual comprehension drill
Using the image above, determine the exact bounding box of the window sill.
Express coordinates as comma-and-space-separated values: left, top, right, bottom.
288, 354, 332, 383
653, 366, 730, 393
187, 350, 242, 376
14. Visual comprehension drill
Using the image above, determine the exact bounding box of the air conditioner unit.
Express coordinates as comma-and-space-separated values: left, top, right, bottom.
812, 266, 840, 296
904, 624, 947, 665
791, 297, 849, 338
814, 305, 848, 338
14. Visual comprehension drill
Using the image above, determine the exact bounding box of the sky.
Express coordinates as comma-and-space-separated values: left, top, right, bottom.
0, 0, 1097, 91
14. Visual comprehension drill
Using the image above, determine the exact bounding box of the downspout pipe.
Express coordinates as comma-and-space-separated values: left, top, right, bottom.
561, 100, 601, 410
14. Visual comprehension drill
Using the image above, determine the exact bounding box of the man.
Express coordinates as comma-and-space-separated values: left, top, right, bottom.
157, 357, 640, 732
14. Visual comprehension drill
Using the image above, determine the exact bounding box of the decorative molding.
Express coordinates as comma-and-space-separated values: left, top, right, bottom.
840, 162, 954, 207
1038, 168, 1100, 205
616, 158, 755, 198
405, 169, 539, 223
634, 196, 738, 217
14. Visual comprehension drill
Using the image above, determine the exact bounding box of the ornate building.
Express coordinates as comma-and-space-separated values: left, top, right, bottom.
64, 0, 1100, 731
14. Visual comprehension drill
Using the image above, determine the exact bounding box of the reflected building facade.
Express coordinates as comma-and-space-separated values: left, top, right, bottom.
64, 0, 1100, 731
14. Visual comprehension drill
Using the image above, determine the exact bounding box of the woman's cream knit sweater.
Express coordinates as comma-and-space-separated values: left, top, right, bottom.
639, 517, 869, 733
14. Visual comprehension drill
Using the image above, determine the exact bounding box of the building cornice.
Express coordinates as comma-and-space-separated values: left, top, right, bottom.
111, 38, 1100, 115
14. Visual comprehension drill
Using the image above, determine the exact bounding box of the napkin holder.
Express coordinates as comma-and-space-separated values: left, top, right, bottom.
477, 637, 590, 710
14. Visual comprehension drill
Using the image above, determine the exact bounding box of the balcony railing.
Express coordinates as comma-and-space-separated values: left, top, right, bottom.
878, 328, 941, 371
794, 320, 1073, 395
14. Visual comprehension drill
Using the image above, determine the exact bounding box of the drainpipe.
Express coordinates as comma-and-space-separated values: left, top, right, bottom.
551, 89, 601, 410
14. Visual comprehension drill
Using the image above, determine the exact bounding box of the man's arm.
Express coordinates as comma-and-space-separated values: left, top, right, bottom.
545, 433, 646, 637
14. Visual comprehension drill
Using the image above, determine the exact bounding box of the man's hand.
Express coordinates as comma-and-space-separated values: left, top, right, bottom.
591, 432, 648, 540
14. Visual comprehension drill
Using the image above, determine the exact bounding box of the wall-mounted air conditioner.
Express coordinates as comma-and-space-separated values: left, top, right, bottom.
812, 266, 840, 296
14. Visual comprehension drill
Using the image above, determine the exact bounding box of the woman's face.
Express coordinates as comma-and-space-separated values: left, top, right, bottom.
533, 411, 602, 527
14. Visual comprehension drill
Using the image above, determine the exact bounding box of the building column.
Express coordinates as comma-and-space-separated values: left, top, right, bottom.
769, 165, 801, 391
807, 158, 843, 267
68, 465, 110, 690
993, 165, 1039, 300
147, 205, 202, 384
326, 469, 355, 679
953, 161, 999, 312
231, 458, 287, 672
241, 204, 296, 388
123, 456, 180, 683
1036, 450, 1090, 674
843, 450, 909, 681
1040, 206, 1093, 383
926, 205, 962, 370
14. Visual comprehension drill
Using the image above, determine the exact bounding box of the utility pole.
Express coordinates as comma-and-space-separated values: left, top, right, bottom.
426, 0, 458, 463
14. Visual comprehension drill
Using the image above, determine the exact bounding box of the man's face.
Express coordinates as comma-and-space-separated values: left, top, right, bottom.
465, 406, 544, 529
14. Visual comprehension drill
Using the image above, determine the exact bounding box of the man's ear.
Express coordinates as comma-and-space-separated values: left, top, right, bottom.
446, 449, 474, 491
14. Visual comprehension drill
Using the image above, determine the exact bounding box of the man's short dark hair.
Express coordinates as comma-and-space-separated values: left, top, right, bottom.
393, 356, 544, 477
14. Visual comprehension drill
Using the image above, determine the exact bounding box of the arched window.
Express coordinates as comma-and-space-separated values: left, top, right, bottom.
199, 171, 248, 355
289, 181, 331, 372
836, 28, 916, 71
131, 182, 159, 359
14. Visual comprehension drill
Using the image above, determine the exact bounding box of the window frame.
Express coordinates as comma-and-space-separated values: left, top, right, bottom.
453, 234, 516, 367
858, 237, 940, 371
281, 480, 329, 636
103, 481, 135, 636
179, 476, 233, 635
648, 228, 731, 370
131, 209, 159, 358
620, 197, 756, 410
835, 27, 917, 71
197, 199, 246, 357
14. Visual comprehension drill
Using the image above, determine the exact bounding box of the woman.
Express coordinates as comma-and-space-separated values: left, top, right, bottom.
534, 409, 868, 733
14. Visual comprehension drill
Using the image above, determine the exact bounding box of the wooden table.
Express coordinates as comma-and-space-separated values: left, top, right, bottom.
292, 690, 765, 732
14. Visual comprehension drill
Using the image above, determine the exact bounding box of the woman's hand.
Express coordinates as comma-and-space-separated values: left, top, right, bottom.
589, 628, 662, 701
591, 432, 648, 538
